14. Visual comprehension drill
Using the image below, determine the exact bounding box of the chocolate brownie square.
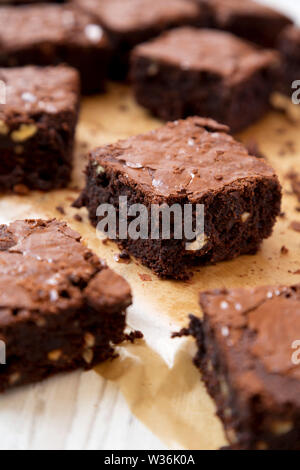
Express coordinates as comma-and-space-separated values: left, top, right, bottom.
277, 26, 300, 96
74, 117, 281, 280
0, 219, 132, 392
0, 65, 80, 192
131, 28, 278, 132
198, 0, 292, 47
0, 4, 111, 94
185, 284, 300, 450
74, 0, 211, 79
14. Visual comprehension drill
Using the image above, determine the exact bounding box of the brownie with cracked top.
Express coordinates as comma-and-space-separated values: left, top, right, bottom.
131, 27, 278, 132
0, 3, 111, 94
74, 117, 282, 279
0, 219, 132, 392
0, 65, 80, 192
197, 0, 292, 47
184, 284, 300, 450
74, 0, 211, 79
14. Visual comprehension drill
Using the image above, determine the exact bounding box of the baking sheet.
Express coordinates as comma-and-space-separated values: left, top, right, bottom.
0, 83, 299, 450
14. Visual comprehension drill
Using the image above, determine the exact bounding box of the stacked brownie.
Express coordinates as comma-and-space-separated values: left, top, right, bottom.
75, 116, 281, 279
131, 28, 278, 132
0, 219, 133, 392
185, 284, 300, 450
0, 3, 111, 94
198, 0, 292, 47
0, 65, 80, 192
74, 0, 211, 79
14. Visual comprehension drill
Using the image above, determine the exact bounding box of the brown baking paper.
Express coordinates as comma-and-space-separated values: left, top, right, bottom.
0, 84, 299, 450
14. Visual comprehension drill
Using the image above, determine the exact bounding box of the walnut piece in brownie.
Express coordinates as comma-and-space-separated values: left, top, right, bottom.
0, 4, 111, 94
0, 219, 132, 392
74, 0, 211, 79
198, 0, 292, 47
131, 27, 278, 132
74, 117, 282, 279
185, 284, 300, 450
0, 65, 80, 192
277, 26, 300, 96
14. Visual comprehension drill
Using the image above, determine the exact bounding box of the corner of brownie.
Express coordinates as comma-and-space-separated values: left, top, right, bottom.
75, 116, 282, 280
0, 218, 132, 392
188, 284, 300, 450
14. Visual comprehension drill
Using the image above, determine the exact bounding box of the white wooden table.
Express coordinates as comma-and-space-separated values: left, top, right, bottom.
0, 369, 166, 450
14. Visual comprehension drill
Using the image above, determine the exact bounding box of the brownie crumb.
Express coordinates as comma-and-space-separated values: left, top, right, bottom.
69, 185, 80, 191
245, 139, 265, 159
78, 141, 89, 150
272, 103, 297, 126
13, 184, 29, 195
138, 273, 152, 282
114, 251, 131, 264
56, 206, 65, 215
285, 140, 296, 153
281, 245, 289, 255
290, 221, 300, 232
275, 127, 286, 135
125, 330, 143, 343
172, 327, 190, 339
119, 250, 130, 260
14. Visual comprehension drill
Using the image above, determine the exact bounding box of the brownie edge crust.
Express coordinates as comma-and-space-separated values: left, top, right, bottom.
74, 117, 282, 280
185, 285, 300, 450
0, 219, 133, 392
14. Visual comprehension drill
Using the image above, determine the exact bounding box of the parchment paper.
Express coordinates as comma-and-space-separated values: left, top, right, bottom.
0, 84, 299, 450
